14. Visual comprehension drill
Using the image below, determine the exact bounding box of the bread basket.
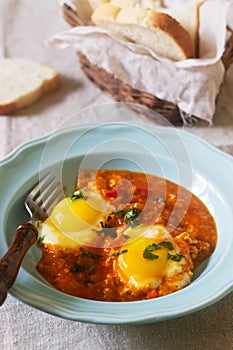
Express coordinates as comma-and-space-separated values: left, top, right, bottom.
62, 3, 233, 125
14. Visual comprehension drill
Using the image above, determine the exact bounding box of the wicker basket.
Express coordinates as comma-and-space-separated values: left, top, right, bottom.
63, 4, 233, 125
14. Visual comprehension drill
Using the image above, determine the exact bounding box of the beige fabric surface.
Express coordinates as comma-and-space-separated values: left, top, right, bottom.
0, 0, 233, 349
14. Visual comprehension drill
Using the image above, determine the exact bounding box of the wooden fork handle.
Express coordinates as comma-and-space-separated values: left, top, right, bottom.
0, 222, 38, 306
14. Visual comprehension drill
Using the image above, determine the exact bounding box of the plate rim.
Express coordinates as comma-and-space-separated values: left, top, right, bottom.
1, 122, 233, 324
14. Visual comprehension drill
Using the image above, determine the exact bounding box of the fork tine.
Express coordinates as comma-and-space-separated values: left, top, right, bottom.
45, 188, 64, 216
28, 172, 52, 201
35, 177, 57, 206
41, 183, 64, 212
26, 171, 65, 220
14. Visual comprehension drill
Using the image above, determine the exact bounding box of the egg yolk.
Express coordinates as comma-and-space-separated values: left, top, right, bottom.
48, 192, 105, 234
118, 238, 168, 281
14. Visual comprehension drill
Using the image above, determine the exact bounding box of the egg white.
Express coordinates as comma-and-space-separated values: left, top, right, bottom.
37, 219, 97, 248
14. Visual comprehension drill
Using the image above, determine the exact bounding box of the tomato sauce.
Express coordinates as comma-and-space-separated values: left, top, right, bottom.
37, 169, 217, 301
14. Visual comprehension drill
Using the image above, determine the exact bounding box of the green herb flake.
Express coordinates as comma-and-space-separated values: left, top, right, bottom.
81, 251, 102, 259
84, 280, 94, 284
70, 189, 88, 203
159, 241, 174, 251
96, 221, 118, 239
70, 262, 85, 273
143, 243, 160, 260
143, 242, 173, 261
143, 250, 159, 260
143, 241, 184, 261
145, 243, 161, 251
108, 230, 118, 238
109, 249, 128, 258
111, 209, 126, 218
124, 208, 137, 222
37, 235, 45, 245
87, 264, 95, 273
167, 253, 185, 262
112, 204, 141, 226
92, 228, 103, 236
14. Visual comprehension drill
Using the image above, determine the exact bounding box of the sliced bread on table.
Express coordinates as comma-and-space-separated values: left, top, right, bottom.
92, 2, 196, 60
0, 58, 59, 115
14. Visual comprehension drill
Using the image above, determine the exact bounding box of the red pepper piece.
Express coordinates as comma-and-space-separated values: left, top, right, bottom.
101, 188, 118, 198
147, 289, 158, 299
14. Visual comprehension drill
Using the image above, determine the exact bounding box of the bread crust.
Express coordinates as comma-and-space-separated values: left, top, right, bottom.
92, 3, 197, 60
147, 12, 195, 59
0, 103, 16, 115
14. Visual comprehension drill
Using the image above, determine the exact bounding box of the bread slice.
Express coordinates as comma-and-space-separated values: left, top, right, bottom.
151, 1, 205, 57
92, 3, 196, 60
0, 58, 59, 115
89, 0, 202, 45
133, 1, 205, 56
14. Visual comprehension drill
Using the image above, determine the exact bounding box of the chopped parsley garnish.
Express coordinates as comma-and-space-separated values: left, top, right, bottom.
84, 280, 94, 284
144, 241, 174, 253
143, 250, 159, 260
143, 241, 183, 261
70, 262, 85, 273
70, 189, 88, 203
87, 264, 95, 273
112, 204, 141, 226
81, 250, 102, 259
109, 249, 128, 257
93, 221, 118, 239
143, 243, 161, 260
92, 228, 103, 235
37, 235, 45, 245
70, 249, 102, 274
144, 243, 161, 251
158, 241, 174, 251
168, 253, 185, 262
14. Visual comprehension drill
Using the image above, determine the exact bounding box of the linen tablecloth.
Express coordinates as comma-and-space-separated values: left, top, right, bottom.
0, 1, 232, 349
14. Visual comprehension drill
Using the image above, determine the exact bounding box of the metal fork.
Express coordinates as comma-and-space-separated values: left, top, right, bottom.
0, 172, 64, 306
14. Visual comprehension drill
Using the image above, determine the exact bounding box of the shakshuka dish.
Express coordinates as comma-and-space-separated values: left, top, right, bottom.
37, 169, 217, 302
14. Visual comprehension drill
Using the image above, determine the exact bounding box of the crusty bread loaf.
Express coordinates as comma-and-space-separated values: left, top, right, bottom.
92, 3, 196, 60
0, 58, 59, 115
144, 1, 205, 57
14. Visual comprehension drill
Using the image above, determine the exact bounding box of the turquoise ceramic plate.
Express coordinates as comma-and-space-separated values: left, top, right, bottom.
0, 122, 232, 324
